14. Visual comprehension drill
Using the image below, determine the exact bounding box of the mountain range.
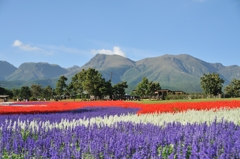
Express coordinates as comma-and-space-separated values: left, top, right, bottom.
1, 54, 240, 93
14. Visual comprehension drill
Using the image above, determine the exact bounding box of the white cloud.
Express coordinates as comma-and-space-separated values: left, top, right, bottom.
91, 46, 126, 57
12, 40, 56, 55
12, 40, 92, 57
12, 40, 40, 51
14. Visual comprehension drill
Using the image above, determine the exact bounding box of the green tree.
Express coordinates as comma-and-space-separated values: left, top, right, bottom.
0, 86, 7, 94
0, 86, 13, 99
148, 81, 161, 98
136, 77, 149, 98
0, 86, 12, 95
31, 84, 43, 99
65, 83, 74, 98
83, 68, 104, 96
112, 81, 128, 98
19, 86, 31, 100
200, 73, 224, 96
71, 68, 111, 98
100, 80, 113, 98
12, 88, 20, 99
42, 86, 53, 100
69, 73, 84, 98
224, 78, 240, 97
55, 75, 68, 96
136, 77, 161, 98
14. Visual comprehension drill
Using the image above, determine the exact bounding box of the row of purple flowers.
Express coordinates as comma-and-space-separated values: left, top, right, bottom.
1, 107, 240, 158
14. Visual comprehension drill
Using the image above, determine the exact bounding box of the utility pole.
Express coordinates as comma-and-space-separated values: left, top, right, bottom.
110, 72, 113, 82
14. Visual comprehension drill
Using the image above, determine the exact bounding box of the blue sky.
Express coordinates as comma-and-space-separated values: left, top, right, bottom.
0, 0, 240, 68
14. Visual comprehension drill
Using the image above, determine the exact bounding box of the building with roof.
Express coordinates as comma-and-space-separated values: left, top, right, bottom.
0, 95, 9, 102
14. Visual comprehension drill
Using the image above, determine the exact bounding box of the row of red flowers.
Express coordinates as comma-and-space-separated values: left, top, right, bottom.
1, 100, 240, 115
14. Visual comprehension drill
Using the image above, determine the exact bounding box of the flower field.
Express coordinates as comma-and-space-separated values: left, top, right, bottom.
1, 100, 240, 158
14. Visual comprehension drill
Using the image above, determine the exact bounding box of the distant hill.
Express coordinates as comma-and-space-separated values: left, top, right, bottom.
66, 65, 80, 72
0, 61, 17, 80
120, 54, 232, 92
79, 54, 136, 82
1, 54, 240, 93
6, 62, 68, 81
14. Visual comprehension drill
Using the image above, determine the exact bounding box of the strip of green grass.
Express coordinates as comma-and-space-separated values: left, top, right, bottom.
48, 98, 240, 104
129, 98, 240, 104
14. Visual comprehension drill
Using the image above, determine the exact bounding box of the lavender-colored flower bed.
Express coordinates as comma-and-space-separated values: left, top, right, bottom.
1, 121, 240, 158
1, 107, 240, 158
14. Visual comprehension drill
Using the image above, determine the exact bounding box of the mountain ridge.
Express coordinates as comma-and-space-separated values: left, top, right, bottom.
1, 54, 240, 92
0, 61, 17, 80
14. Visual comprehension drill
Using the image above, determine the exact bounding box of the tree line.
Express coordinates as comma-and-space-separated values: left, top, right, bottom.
0, 68, 161, 101
200, 72, 240, 98
57, 68, 161, 100
0, 69, 240, 101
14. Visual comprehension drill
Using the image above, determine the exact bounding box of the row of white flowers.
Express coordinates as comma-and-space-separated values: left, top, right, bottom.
2, 108, 240, 131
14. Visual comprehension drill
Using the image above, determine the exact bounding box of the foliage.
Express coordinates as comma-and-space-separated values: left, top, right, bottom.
112, 81, 128, 97
19, 86, 31, 100
11, 85, 53, 101
69, 73, 84, 96
200, 73, 224, 96
0, 86, 13, 97
100, 80, 113, 97
135, 77, 161, 98
0, 86, 7, 95
187, 93, 208, 99
136, 77, 149, 98
55, 75, 68, 95
72, 68, 113, 98
12, 88, 20, 99
224, 78, 240, 97
7, 68, 130, 100
148, 81, 161, 97
30, 84, 42, 99
165, 94, 188, 100
42, 86, 53, 99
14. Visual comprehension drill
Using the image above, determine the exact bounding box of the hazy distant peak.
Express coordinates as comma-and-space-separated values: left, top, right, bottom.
67, 65, 80, 68
66, 65, 80, 71
0, 61, 17, 80
81, 53, 135, 69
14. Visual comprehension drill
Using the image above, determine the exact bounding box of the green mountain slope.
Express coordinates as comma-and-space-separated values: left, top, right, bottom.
64, 54, 136, 82
6, 62, 68, 81
2, 54, 240, 93
0, 61, 17, 80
